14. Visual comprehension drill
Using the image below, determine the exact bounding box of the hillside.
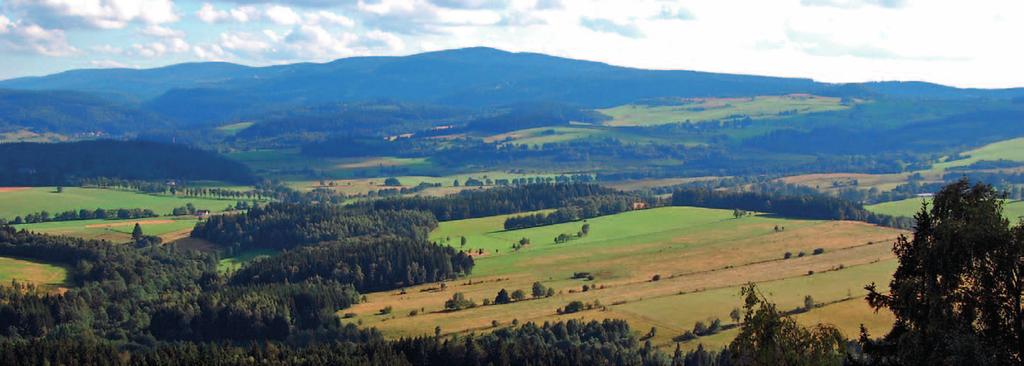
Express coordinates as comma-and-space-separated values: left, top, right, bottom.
3, 47, 1021, 126
0, 89, 169, 135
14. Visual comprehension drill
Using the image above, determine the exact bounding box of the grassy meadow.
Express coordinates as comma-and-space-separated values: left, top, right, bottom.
0, 187, 241, 220
928, 137, 1024, 173
0, 256, 68, 290
866, 197, 1024, 220
227, 148, 442, 180
598, 95, 849, 127
347, 206, 904, 349
15, 217, 199, 242
218, 248, 276, 273
289, 171, 563, 196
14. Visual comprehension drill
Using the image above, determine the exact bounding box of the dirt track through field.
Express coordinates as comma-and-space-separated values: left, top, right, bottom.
0, 187, 30, 192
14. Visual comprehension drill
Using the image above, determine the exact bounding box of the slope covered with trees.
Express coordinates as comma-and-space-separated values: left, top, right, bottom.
0, 140, 254, 185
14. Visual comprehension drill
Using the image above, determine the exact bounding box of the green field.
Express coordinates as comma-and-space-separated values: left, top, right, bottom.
485, 126, 604, 146
352, 206, 904, 348
0, 256, 68, 289
215, 121, 254, 135
227, 149, 442, 180
218, 248, 276, 272
866, 197, 1024, 220
927, 137, 1024, 173
0, 187, 241, 220
15, 217, 199, 242
291, 171, 564, 196
598, 95, 849, 127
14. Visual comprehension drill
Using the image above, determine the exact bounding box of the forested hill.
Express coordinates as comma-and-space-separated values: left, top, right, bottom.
0, 89, 169, 134
0, 140, 255, 185
6, 47, 1023, 127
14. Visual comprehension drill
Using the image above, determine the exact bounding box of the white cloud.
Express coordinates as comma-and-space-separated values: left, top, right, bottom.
141, 25, 184, 38
89, 59, 130, 68
91, 44, 124, 54
800, 0, 906, 9
356, 30, 405, 51
219, 31, 273, 54
6, 0, 179, 29
192, 43, 228, 60
265, 5, 302, 25
306, 10, 356, 27
281, 24, 357, 58
0, 15, 76, 56
197, 3, 261, 23
579, 17, 642, 38
129, 37, 189, 58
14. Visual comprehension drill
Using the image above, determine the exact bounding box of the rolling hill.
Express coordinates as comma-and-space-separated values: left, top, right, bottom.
5, 47, 1023, 126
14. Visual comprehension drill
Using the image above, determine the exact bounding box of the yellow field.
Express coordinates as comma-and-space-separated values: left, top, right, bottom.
0, 256, 68, 291
345, 207, 903, 349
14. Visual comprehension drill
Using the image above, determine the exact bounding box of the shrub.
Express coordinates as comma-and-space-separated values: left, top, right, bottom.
812, 248, 825, 255
563, 301, 586, 314
651, 274, 661, 281
784, 252, 793, 259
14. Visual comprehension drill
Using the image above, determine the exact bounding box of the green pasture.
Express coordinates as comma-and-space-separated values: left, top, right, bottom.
0, 256, 68, 289
227, 148, 441, 179
218, 248, 277, 273
866, 197, 1024, 220
215, 121, 254, 135
356, 206, 901, 345
598, 95, 849, 127
433, 206, 829, 278
927, 137, 1024, 173
0, 187, 241, 220
15, 217, 199, 242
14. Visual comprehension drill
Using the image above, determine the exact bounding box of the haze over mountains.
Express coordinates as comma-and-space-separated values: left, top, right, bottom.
2, 47, 1023, 129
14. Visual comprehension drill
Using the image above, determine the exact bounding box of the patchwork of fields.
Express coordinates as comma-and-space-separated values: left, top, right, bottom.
346, 206, 903, 349
0, 187, 241, 220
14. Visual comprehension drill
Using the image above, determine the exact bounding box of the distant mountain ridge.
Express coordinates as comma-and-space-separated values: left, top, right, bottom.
2, 47, 1023, 125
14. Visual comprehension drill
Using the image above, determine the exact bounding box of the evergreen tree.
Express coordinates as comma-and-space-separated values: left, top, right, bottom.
131, 223, 144, 241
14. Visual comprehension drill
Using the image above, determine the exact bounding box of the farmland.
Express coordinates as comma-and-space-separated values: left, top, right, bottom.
0, 256, 67, 290
926, 137, 1024, 174
347, 206, 903, 349
227, 148, 442, 179
598, 95, 850, 127
866, 197, 1024, 220
288, 171, 564, 196
15, 217, 200, 242
0, 187, 242, 220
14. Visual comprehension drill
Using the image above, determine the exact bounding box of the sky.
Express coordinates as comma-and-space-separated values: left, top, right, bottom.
0, 0, 1022, 88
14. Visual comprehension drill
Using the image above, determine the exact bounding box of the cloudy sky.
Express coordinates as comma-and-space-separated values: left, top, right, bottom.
0, 0, 1021, 88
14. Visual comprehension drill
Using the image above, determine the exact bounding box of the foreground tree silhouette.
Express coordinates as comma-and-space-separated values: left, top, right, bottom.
863, 179, 1024, 365
728, 284, 846, 366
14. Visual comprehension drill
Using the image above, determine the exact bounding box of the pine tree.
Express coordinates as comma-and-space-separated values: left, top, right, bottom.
131, 223, 144, 241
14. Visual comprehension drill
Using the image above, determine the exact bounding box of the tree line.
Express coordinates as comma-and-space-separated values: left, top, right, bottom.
3, 207, 158, 224
354, 183, 621, 221
671, 188, 913, 229
503, 194, 645, 230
